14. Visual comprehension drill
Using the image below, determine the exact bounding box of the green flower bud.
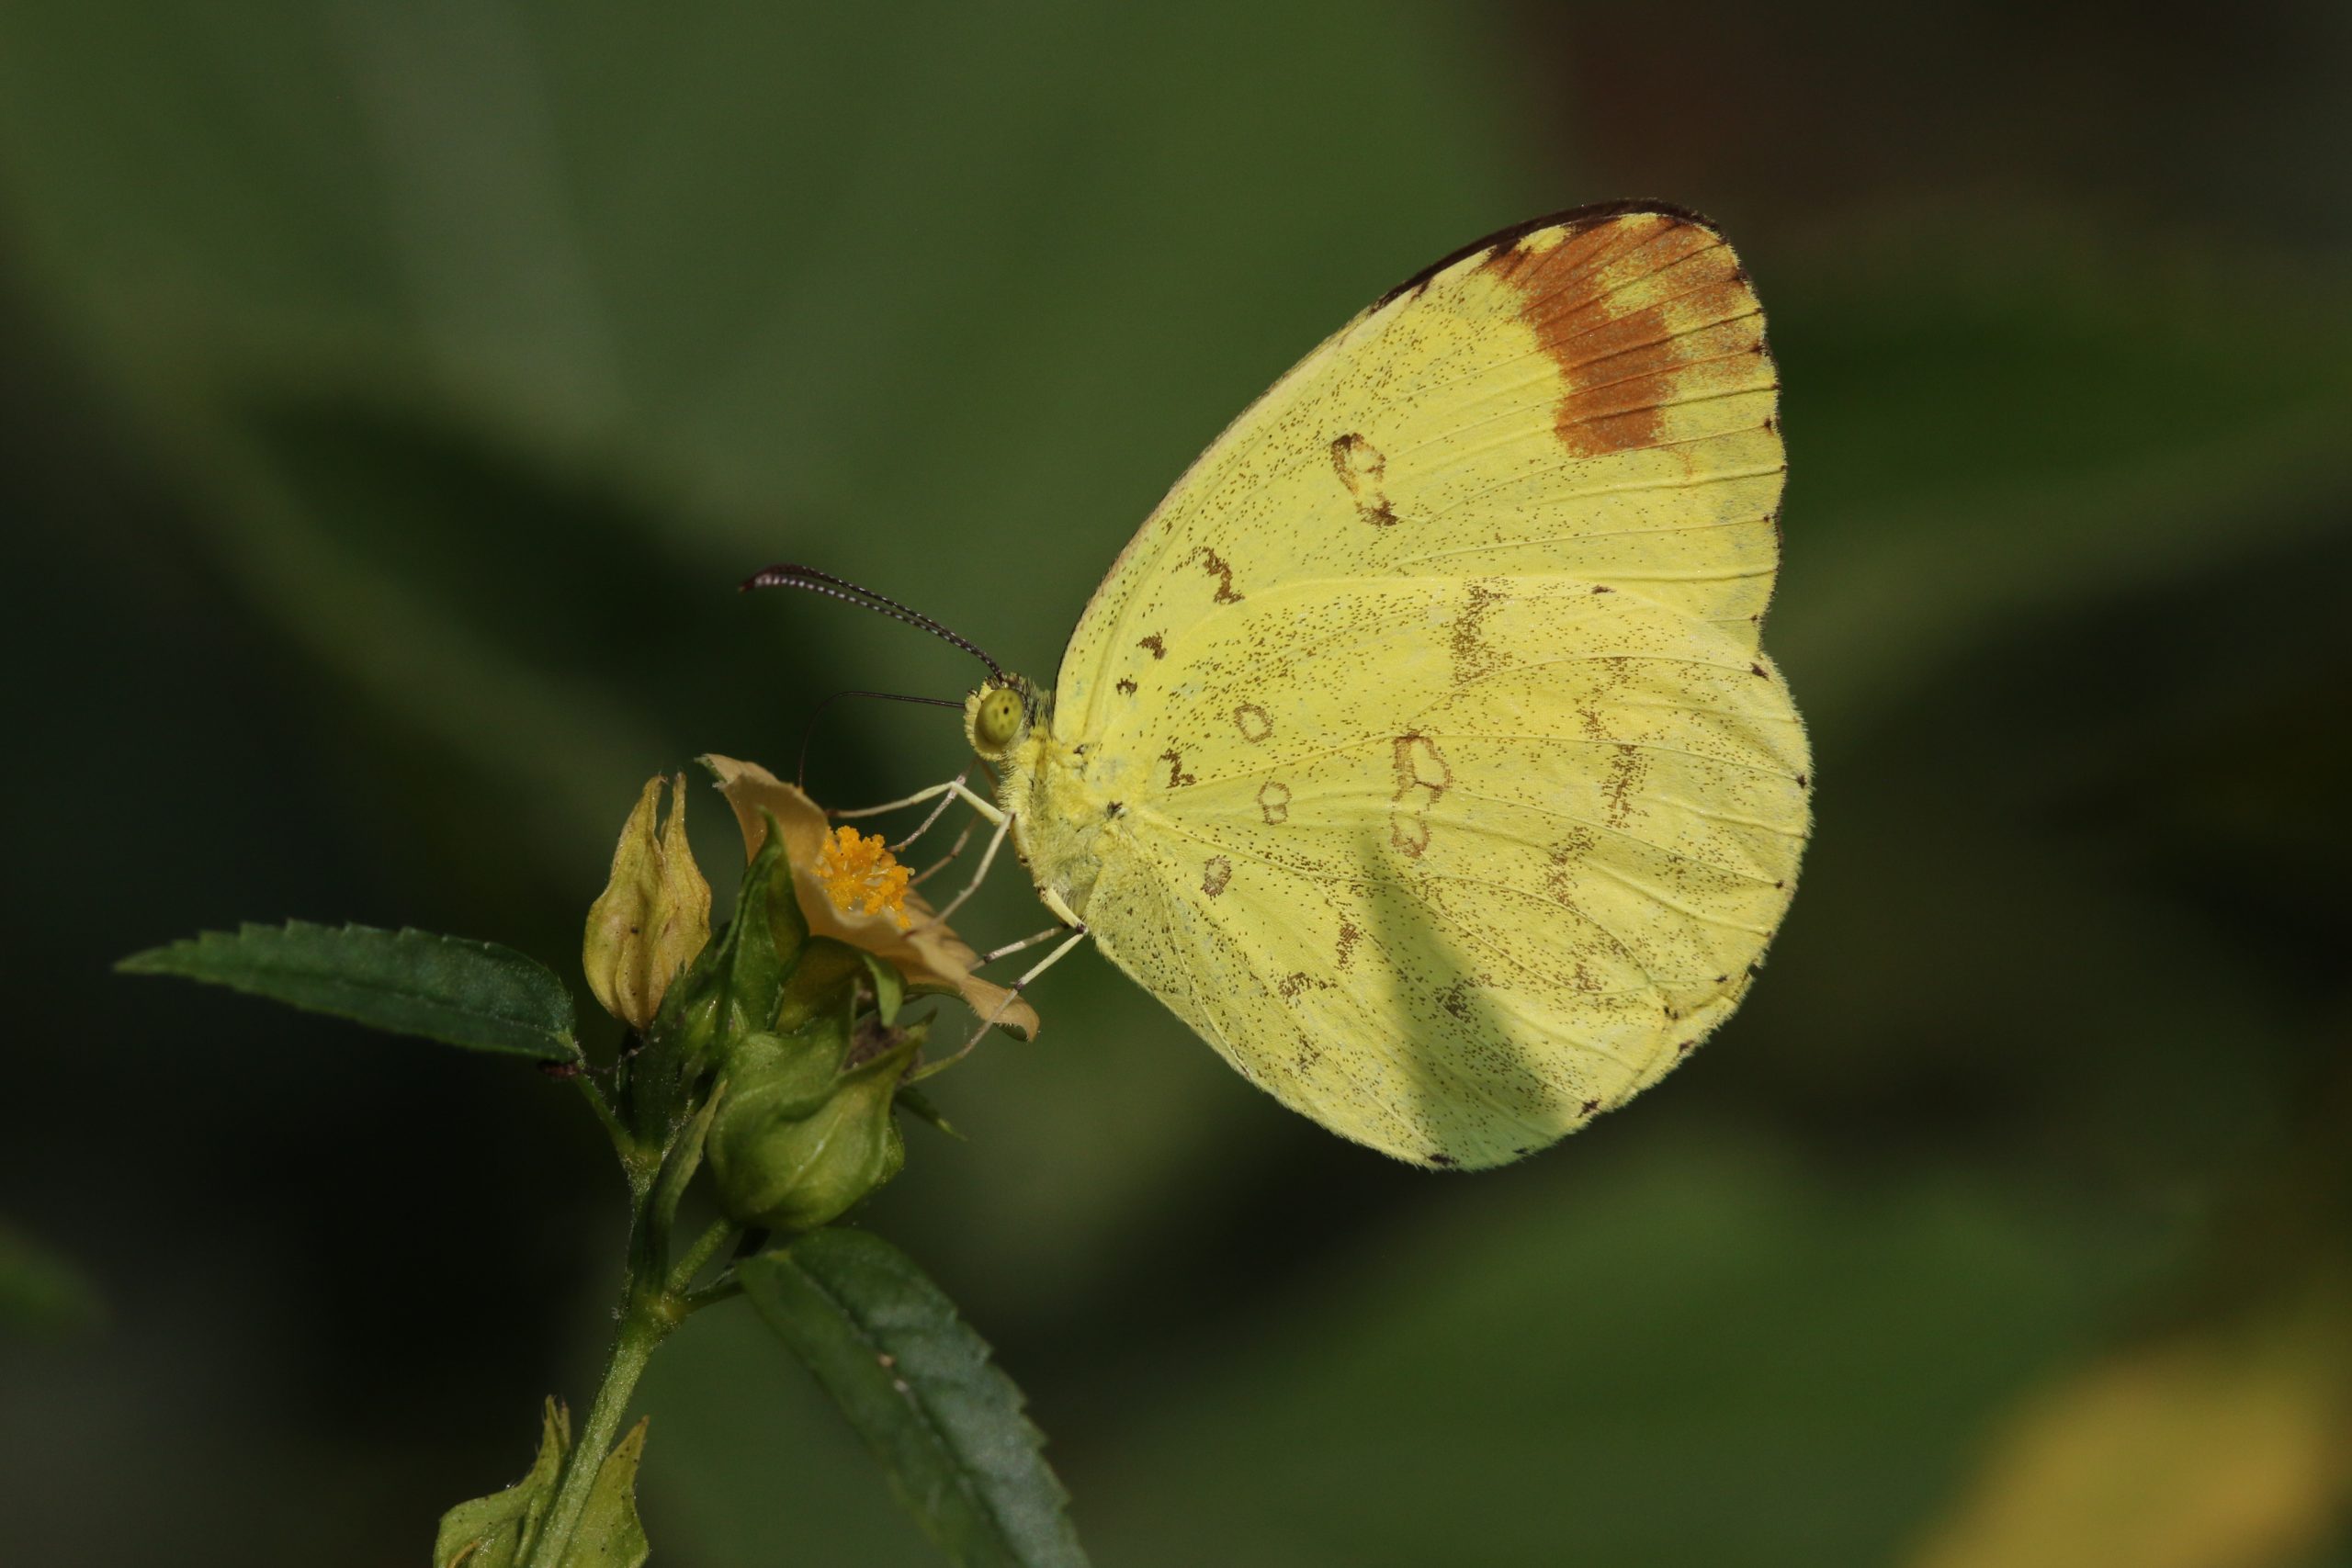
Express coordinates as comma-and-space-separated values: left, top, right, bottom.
584, 774, 711, 1032
707, 1018, 922, 1235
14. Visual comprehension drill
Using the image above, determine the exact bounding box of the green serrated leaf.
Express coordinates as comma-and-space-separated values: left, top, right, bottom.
741, 1230, 1087, 1568
119, 921, 579, 1062
560, 1417, 650, 1568
435, 1399, 571, 1568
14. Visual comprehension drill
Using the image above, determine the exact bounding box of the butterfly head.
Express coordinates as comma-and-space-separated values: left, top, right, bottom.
964, 673, 1046, 760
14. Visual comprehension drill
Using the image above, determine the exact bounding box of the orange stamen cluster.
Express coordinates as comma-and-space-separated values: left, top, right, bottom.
814, 826, 912, 928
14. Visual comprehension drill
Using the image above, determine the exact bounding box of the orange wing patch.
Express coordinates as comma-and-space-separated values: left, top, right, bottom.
1484, 212, 1772, 459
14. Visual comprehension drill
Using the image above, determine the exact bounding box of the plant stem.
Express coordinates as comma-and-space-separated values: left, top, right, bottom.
521, 1104, 715, 1567
519, 1269, 673, 1568
571, 1071, 638, 1168
665, 1216, 741, 1298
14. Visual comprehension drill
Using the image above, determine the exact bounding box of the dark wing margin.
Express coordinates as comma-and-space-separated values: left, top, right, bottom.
1373, 198, 1722, 311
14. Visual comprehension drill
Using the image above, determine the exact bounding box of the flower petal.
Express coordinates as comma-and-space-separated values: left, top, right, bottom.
700, 755, 1040, 1041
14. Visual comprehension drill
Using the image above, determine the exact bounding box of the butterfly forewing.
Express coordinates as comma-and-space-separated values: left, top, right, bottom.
1059, 205, 1784, 746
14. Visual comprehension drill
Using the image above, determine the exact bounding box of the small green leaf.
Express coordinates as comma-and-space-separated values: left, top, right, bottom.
741, 1229, 1087, 1568
435, 1399, 570, 1568
562, 1417, 650, 1568
119, 921, 579, 1062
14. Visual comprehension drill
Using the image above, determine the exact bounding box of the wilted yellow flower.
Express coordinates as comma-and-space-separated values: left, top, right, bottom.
699, 754, 1039, 1040
813, 827, 913, 927
582, 773, 712, 1031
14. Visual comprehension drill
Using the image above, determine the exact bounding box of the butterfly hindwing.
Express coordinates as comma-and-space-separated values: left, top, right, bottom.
1080, 577, 1805, 1167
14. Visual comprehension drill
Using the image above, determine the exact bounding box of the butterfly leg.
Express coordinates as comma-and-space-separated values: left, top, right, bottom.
881, 765, 973, 852
916, 804, 1013, 930
974, 924, 1067, 965
909, 818, 978, 887
913, 921, 1091, 1080
832, 772, 1004, 826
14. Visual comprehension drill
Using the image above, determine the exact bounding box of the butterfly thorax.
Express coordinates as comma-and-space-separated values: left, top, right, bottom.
965, 674, 1119, 928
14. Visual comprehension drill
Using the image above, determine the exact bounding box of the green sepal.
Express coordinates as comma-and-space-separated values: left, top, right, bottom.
118, 921, 580, 1063
435, 1398, 570, 1568
862, 949, 905, 1026
894, 1084, 964, 1141
718, 1024, 852, 1128
629, 816, 807, 1139
741, 1229, 1089, 1568
707, 1018, 923, 1235
773, 937, 865, 1036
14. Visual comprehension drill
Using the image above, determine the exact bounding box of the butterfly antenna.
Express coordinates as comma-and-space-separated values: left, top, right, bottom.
742, 563, 1005, 682
796, 687, 965, 789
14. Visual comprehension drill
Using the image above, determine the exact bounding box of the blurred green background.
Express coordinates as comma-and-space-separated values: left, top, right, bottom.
5, 4, 2350, 1564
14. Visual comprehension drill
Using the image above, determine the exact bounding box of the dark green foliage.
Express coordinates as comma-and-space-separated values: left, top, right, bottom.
743, 1230, 1088, 1568
119, 920, 579, 1062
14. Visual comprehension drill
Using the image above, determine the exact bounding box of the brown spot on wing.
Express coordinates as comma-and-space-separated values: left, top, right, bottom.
1601, 743, 1647, 828
1438, 975, 1491, 1022
1335, 920, 1361, 971
1159, 748, 1196, 788
1449, 581, 1505, 686
1202, 856, 1232, 897
1115, 677, 1137, 695
1139, 633, 1166, 660
1329, 432, 1399, 526
1233, 703, 1273, 743
1389, 732, 1453, 858
1191, 547, 1242, 604
1257, 779, 1292, 825
1544, 829, 1598, 906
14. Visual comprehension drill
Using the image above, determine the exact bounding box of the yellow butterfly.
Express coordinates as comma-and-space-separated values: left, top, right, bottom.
759, 201, 1809, 1169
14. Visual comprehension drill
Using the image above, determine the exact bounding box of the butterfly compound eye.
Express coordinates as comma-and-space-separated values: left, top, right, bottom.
971, 685, 1026, 754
